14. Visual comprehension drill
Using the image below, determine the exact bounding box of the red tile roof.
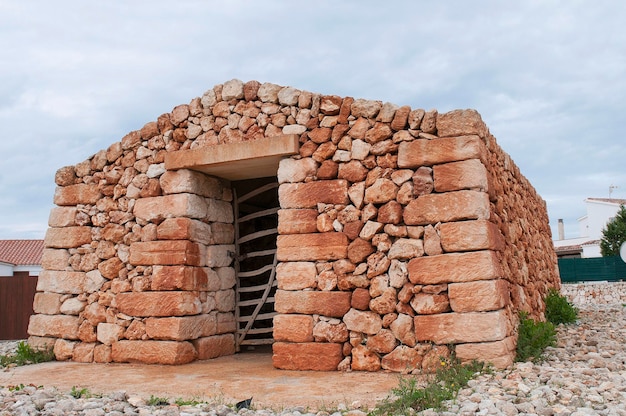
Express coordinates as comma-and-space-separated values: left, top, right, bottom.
0, 240, 44, 265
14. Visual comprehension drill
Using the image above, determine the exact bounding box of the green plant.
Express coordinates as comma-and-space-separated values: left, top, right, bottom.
515, 312, 556, 362
545, 288, 578, 325
70, 386, 91, 399
147, 395, 170, 406
174, 397, 204, 406
0, 341, 55, 367
370, 358, 487, 415
600, 204, 626, 256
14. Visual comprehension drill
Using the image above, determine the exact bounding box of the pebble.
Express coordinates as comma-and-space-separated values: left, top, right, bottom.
2, 305, 626, 415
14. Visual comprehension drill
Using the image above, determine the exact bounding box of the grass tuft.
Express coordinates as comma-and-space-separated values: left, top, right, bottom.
0, 341, 55, 367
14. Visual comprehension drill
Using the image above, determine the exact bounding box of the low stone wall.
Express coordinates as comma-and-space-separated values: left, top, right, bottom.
561, 282, 626, 306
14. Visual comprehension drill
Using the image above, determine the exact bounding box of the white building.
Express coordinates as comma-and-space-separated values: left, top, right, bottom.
554, 198, 626, 258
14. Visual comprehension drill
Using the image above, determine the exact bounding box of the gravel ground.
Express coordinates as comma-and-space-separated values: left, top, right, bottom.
2, 304, 626, 415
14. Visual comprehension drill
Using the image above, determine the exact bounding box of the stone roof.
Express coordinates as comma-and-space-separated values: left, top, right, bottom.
0, 240, 44, 265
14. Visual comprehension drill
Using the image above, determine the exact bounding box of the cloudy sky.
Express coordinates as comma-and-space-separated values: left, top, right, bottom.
1, 1, 625, 241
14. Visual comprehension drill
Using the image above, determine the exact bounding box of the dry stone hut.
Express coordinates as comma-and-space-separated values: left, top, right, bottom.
29, 79, 560, 372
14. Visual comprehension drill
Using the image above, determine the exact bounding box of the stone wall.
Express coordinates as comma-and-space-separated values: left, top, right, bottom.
28, 79, 560, 371
561, 282, 626, 306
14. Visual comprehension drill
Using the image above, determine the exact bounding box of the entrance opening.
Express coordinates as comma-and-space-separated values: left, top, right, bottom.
232, 177, 279, 352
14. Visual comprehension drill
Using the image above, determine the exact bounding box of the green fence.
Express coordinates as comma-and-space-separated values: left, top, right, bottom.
558, 256, 626, 283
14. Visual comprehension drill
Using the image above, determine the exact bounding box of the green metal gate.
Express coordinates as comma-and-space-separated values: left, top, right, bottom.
558, 256, 626, 283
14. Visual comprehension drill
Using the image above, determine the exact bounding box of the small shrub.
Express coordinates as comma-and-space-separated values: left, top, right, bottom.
545, 288, 578, 325
147, 395, 170, 406
370, 358, 487, 415
0, 341, 55, 367
515, 312, 556, 362
174, 397, 204, 406
70, 386, 91, 399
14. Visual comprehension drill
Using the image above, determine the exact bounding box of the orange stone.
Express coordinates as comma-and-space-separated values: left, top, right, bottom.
397, 136, 486, 168
276, 233, 348, 261
133, 193, 208, 223
435, 109, 488, 138
448, 279, 509, 312
276, 262, 317, 290
275, 290, 351, 318
414, 309, 509, 344
455, 336, 515, 369
277, 209, 318, 234
272, 342, 343, 370
129, 240, 202, 266
193, 334, 236, 359
156, 218, 212, 244
115, 292, 202, 317
45, 226, 92, 249
145, 314, 217, 341
403, 190, 490, 225
111, 340, 197, 364
433, 159, 489, 192
408, 250, 502, 285
273, 314, 314, 342
278, 180, 349, 208
151, 265, 209, 291
28, 314, 80, 339
439, 220, 505, 252
53, 184, 102, 206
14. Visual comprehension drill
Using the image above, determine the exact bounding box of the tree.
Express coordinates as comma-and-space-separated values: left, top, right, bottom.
600, 205, 626, 256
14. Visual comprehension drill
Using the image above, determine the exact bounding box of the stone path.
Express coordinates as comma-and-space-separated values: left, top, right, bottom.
2, 305, 626, 415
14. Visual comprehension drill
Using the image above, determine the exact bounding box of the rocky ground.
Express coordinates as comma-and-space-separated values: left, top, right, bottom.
2, 304, 626, 415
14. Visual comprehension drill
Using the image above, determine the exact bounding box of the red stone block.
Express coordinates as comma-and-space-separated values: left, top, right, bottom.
272, 342, 343, 370
435, 109, 488, 138
129, 240, 202, 266
53, 184, 102, 206
403, 190, 490, 225
414, 309, 509, 344
276, 233, 348, 261
277, 209, 318, 234
408, 250, 502, 285
111, 340, 197, 364
455, 336, 515, 369
448, 279, 509, 312
45, 226, 92, 249
397, 136, 486, 168
145, 314, 217, 341
193, 334, 236, 359
273, 314, 314, 342
28, 314, 80, 339
151, 265, 208, 291
115, 291, 202, 317
439, 220, 505, 252
278, 180, 349, 208
275, 290, 351, 318
434, 159, 489, 192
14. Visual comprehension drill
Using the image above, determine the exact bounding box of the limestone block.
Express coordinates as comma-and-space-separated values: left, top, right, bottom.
215, 289, 235, 312
72, 343, 95, 363
276, 262, 317, 290
351, 99, 382, 118
397, 136, 486, 168
351, 288, 371, 310
377, 201, 403, 224
54, 339, 76, 361
276, 233, 348, 261
414, 310, 509, 344
423, 225, 443, 256
455, 336, 515, 369
388, 238, 424, 260
382, 345, 422, 373
273, 314, 314, 342
37, 270, 99, 294
97, 323, 125, 345
217, 267, 236, 290
364, 178, 398, 204
28, 314, 80, 339
272, 342, 343, 371
370, 288, 397, 315
193, 334, 236, 359
98, 257, 124, 280
390, 313, 417, 347
343, 308, 382, 335
45, 226, 92, 249
145, 314, 217, 341
48, 207, 77, 227
205, 199, 234, 223
217, 312, 236, 334
408, 250, 502, 285
366, 329, 397, 354
338, 160, 368, 183
156, 218, 212, 245
275, 290, 351, 318
410, 293, 451, 315
111, 340, 197, 364
434, 159, 488, 192
133, 193, 208, 223
94, 344, 112, 363
129, 240, 203, 266
278, 180, 349, 208
277, 209, 318, 234
33, 293, 62, 314
41, 248, 70, 271
435, 109, 488, 138
151, 265, 208, 291
60, 297, 86, 315
205, 245, 235, 267
439, 219, 505, 252
347, 238, 375, 264
312, 321, 349, 343
403, 190, 490, 225
448, 279, 509, 312
82, 302, 107, 325
351, 345, 381, 371
115, 292, 202, 317
277, 158, 318, 183
53, 184, 102, 206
